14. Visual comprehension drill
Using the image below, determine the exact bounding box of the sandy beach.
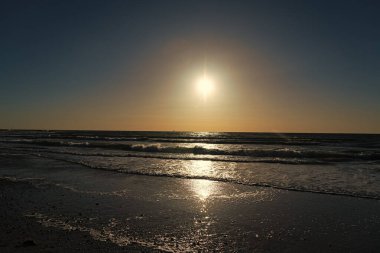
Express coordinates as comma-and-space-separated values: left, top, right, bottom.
1, 153, 379, 252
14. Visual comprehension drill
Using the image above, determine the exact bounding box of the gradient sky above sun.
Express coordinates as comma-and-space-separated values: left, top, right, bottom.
0, 0, 379, 133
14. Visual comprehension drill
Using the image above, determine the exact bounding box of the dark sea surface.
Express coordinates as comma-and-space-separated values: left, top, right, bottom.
1, 130, 380, 199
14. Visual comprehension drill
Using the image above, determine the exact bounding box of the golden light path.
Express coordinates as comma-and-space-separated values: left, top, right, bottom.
187, 160, 217, 202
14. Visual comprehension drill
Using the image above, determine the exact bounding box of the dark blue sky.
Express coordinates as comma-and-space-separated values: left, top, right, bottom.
1, 0, 379, 132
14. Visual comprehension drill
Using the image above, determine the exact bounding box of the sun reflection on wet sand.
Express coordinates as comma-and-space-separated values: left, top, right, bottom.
187, 160, 219, 202
191, 179, 215, 201
184, 160, 221, 224
183, 160, 220, 249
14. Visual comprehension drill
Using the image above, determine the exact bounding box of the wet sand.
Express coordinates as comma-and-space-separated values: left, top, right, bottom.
1, 154, 380, 252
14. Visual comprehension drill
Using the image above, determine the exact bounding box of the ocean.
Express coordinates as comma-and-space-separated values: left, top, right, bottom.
1, 130, 379, 199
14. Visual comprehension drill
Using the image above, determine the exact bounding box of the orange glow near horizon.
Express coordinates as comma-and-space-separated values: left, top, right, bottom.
2, 37, 379, 134
1, 2, 380, 134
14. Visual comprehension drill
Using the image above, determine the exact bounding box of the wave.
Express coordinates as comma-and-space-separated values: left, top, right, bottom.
3, 139, 380, 162
0, 146, 329, 165
2, 130, 380, 149
31, 153, 380, 200
37, 149, 333, 165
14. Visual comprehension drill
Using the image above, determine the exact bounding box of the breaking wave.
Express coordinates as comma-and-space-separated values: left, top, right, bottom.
3, 139, 380, 162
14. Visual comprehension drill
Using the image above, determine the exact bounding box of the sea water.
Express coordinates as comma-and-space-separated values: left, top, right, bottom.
1, 130, 380, 199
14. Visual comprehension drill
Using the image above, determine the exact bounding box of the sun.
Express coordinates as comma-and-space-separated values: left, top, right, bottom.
196, 74, 215, 100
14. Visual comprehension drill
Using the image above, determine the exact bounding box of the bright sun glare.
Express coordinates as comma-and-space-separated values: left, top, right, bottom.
196, 74, 215, 100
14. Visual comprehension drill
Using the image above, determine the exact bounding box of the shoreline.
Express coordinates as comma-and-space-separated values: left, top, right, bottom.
1, 154, 380, 252
3, 151, 379, 201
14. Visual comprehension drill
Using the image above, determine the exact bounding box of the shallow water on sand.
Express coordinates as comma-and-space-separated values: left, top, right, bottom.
1, 154, 380, 252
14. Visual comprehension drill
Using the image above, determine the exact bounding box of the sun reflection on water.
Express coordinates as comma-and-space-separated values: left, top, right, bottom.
187, 160, 218, 203
185, 160, 219, 247
191, 179, 215, 201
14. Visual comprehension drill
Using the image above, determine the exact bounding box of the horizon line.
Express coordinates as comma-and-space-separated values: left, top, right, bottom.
1, 128, 379, 135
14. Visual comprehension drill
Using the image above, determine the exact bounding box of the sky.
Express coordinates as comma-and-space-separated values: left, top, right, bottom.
0, 0, 379, 133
